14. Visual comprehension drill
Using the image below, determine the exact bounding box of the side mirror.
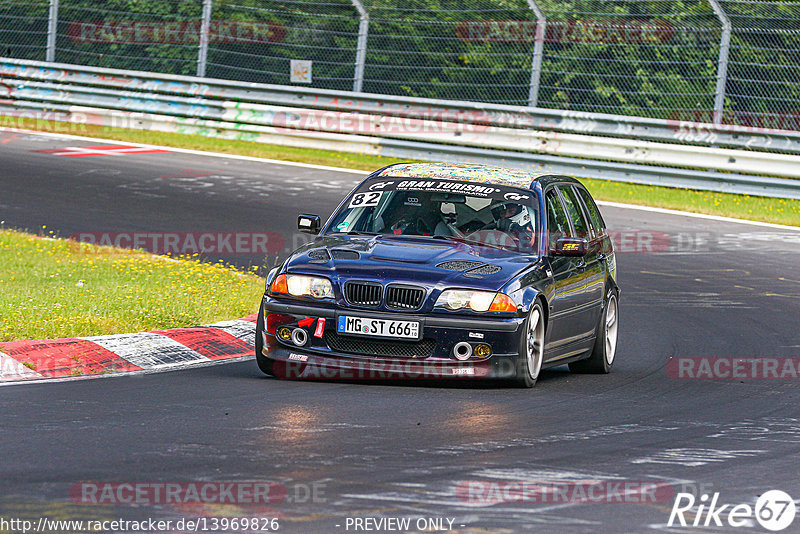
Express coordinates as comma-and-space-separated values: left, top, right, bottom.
553, 237, 587, 256
298, 214, 321, 235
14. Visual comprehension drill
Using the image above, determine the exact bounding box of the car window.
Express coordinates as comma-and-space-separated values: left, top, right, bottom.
575, 186, 605, 237
546, 189, 570, 246
326, 184, 540, 253
557, 185, 590, 240
566, 186, 596, 240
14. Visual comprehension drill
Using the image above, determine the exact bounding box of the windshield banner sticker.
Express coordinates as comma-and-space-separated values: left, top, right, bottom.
367, 179, 529, 201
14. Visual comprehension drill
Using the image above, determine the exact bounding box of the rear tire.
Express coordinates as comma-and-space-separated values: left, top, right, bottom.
513, 300, 545, 388
569, 289, 618, 374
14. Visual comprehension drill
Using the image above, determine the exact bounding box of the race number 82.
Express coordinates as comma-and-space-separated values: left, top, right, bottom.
348, 192, 382, 208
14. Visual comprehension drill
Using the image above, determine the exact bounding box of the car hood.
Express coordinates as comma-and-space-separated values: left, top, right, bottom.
285, 234, 538, 291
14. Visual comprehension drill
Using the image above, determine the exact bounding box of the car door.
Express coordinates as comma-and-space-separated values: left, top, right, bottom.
543, 186, 593, 358
559, 184, 605, 336
575, 184, 616, 285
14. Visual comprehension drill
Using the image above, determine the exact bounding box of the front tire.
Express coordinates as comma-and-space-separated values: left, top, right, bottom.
569, 289, 618, 374
255, 304, 276, 376
513, 300, 545, 388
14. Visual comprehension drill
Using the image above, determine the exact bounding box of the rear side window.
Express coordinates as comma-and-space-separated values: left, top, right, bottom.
546, 189, 570, 246
575, 187, 605, 237
557, 186, 589, 239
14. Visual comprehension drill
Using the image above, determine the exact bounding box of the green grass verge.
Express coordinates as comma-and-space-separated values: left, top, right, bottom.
3, 115, 799, 226
0, 228, 264, 342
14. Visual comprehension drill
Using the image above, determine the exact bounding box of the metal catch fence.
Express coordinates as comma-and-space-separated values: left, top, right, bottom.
0, 0, 798, 130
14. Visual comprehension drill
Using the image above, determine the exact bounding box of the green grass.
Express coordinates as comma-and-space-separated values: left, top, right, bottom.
0, 228, 264, 342
3, 114, 799, 226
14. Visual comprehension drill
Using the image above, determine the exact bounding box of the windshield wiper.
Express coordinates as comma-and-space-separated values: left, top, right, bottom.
429, 234, 463, 243
429, 234, 509, 251
346, 230, 379, 236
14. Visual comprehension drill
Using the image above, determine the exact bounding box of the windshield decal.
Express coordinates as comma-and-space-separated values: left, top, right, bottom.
365, 179, 527, 200
348, 191, 383, 208
377, 163, 541, 190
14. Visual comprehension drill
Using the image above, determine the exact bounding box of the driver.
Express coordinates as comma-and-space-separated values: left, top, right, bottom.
489, 201, 535, 250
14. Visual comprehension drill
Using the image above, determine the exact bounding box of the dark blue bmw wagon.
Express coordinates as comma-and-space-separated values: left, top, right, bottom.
256, 163, 619, 387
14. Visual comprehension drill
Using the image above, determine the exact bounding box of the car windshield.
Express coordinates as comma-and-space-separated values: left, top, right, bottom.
326, 179, 540, 252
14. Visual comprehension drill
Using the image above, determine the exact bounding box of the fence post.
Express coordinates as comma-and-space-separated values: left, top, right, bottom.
46, 0, 59, 62
197, 0, 213, 78
708, 0, 731, 126
526, 0, 546, 108
350, 0, 369, 92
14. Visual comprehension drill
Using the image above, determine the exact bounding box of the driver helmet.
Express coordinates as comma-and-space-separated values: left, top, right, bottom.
491, 201, 530, 228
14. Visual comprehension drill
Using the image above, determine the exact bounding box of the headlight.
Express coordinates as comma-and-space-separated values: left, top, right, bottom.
270, 274, 334, 299
435, 290, 517, 313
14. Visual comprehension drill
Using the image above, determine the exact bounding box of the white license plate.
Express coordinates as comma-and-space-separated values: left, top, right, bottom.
337, 316, 420, 339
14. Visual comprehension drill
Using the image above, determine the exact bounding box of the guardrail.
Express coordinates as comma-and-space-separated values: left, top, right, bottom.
2, 57, 800, 200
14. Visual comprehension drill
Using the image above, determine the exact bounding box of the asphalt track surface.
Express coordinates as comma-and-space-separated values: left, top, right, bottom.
2, 130, 800, 533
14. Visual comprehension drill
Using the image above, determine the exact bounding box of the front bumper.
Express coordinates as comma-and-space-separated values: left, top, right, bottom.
259, 297, 524, 380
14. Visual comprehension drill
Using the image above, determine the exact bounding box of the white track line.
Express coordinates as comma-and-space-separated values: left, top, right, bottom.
2, 127, 369, 175
595, 201, 800, 231
4, 127, 797, 230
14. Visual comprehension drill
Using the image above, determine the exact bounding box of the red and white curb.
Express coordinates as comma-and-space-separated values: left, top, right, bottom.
0, 315, 257, 384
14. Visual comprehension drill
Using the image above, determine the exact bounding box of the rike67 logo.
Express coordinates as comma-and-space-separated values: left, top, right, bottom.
669, 490, 796, 531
